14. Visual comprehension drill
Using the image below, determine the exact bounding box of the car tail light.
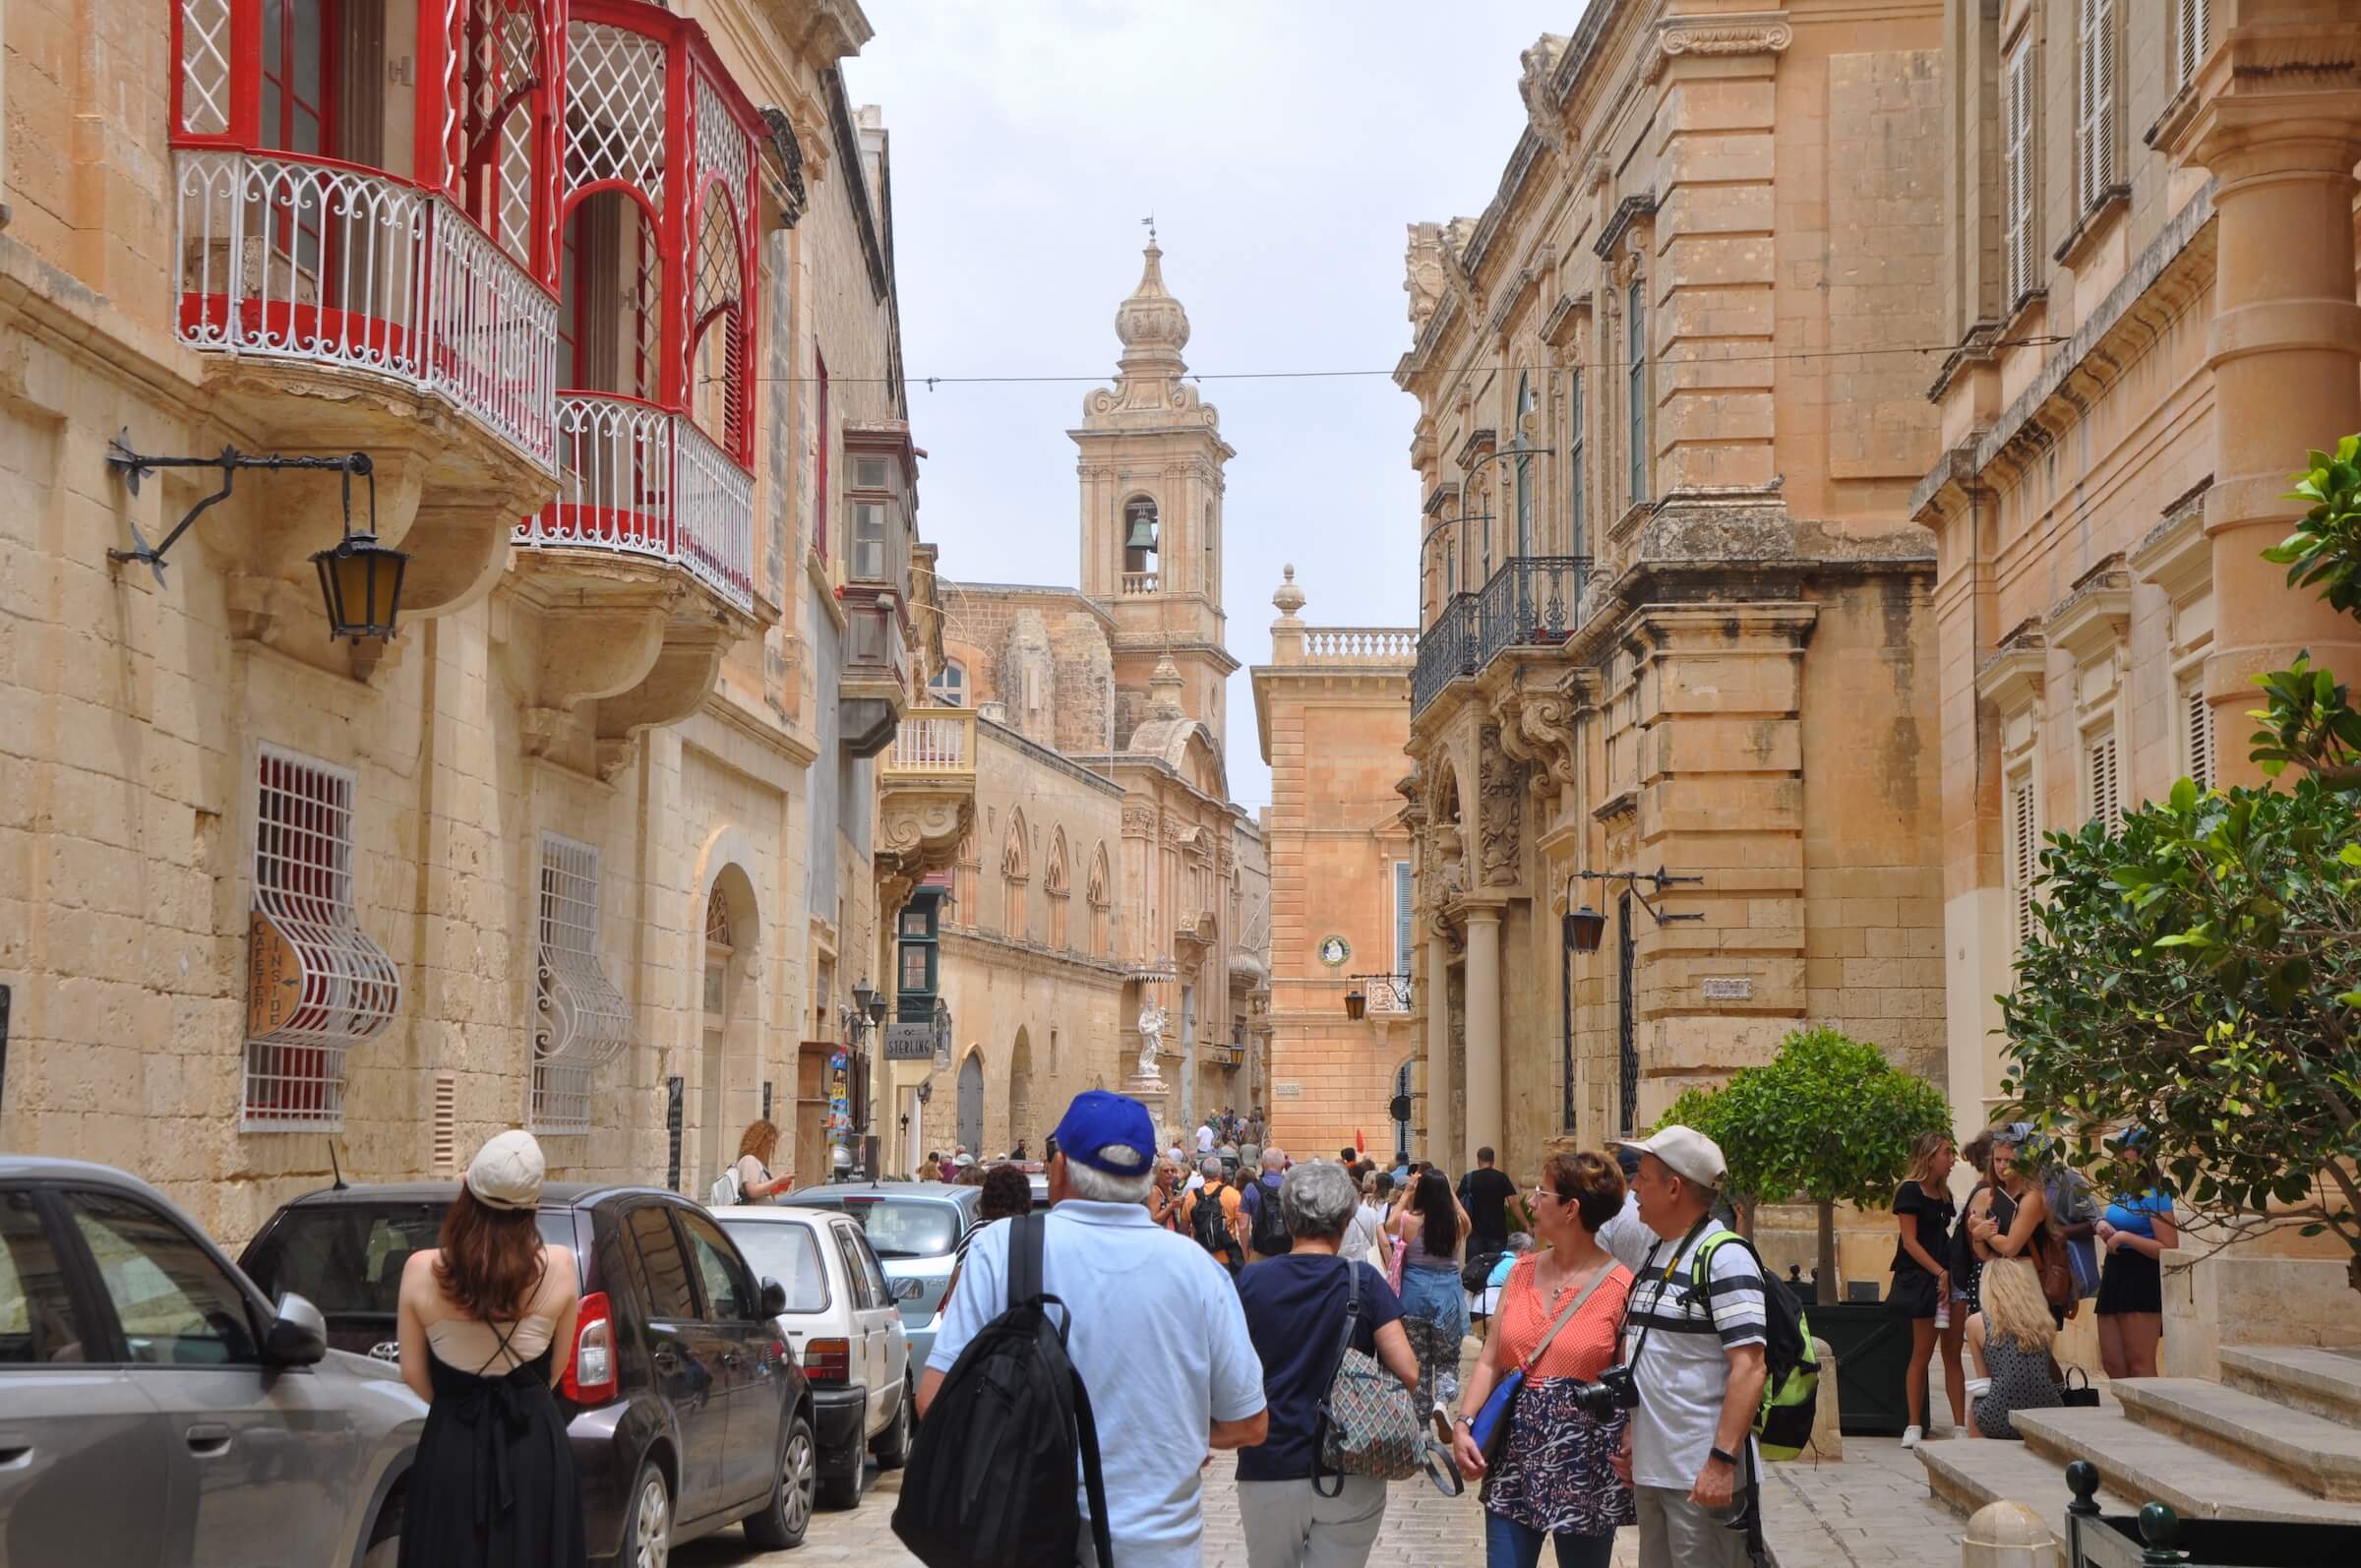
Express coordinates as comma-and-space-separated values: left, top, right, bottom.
563, 1292, 617, 1404
804, 1337, 851, 1384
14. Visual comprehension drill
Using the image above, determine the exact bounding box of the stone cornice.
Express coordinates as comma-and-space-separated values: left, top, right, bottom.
1592, 191, 1658, 261
1974, 633, 2046, 715
2128, 482, 2213, 606
1423, 479, 1461, 517
2045, 563, 2133, 667
977, 714, 1125, 797
1541, 291, 1593, 349
1455, 427, 1500, 470
1646, 11, 1795, 85
939, 926, 1127, 987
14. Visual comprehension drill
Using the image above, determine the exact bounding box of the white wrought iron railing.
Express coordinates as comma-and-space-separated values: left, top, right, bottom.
517, 392, 756, 616
885, 708, 978, 776
173, 149, 558, 470
1302, 627, 1417, 663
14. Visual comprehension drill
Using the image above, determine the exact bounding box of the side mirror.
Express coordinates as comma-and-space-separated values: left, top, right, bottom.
893, 1276, 924, 1302
757, 1278, 788, 1317
264, 1293, 329, 1366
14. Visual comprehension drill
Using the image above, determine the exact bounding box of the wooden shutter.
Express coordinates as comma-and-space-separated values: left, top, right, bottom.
2004, 40, 2036, 306
2078, 0, 2117, 209
2011, 776, 2039, 946
2185, 686, 2216, 789
2175, 0, 2209, 90
2087, 730, 2120, 826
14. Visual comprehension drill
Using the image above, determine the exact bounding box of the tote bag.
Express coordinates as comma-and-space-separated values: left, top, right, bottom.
1315, 1261, 1424, 1489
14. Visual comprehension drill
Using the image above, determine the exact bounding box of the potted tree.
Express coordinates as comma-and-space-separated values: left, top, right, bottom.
1659, 1024, 1952, 1435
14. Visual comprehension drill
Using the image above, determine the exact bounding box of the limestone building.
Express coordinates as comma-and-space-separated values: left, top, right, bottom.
1398, 4, 1950, 1180
902, 244, 1273, 1152
1910, 0, 2361, 1361
1249, 571, 1419, 1162
0, 0, 964, 1237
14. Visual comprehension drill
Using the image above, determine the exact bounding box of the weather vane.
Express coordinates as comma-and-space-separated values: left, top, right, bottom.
1141, 212, 1156, 244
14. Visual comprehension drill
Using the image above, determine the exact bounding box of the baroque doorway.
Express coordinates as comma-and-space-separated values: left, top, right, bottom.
956, 1051, 985, 1155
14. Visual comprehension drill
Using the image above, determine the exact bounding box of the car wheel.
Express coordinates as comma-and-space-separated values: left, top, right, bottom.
619, 1458, 672, 1568
744, 1412, 817, 1550
872, 1380, 914, 1470
817, 1453, 863, 1513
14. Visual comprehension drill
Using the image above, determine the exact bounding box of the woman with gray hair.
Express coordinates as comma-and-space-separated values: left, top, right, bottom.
1233, 1161, 1422, 1568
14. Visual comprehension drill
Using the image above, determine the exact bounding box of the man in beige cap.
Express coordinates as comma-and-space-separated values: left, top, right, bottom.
1608, 1125, 1770, 1568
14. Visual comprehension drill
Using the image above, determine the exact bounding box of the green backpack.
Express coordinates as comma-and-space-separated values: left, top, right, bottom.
1690, 1234, 1821, 1462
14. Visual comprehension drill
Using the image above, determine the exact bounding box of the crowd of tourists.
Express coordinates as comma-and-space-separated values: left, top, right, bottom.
1888, 1121, 2174, 1447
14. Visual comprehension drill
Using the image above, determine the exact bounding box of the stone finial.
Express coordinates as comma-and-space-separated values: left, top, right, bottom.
1960, 1499, 2057, 1568
1272, 564, 1306, 621
1116, 241, 1191, 380
1149, 652, 1185, 719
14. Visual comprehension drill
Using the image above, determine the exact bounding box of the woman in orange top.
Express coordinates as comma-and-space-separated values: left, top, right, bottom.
1448, 1151, 1635, 1568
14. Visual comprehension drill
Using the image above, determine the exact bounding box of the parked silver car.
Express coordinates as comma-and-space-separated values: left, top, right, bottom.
0, 1157, 425, 1567
776, 1182, 980, 1371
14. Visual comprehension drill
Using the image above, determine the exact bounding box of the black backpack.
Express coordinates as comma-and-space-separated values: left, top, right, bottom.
1246, 1176, 1292, 1256
890, 1214, 1116, 1568
1192, 1182, 1240, 1262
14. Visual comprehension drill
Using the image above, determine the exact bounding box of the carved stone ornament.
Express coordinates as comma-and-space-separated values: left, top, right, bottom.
1406, 222, 1449, 331
1477, 725, 1525, 887
1493, 684, 1581, 801
1519, 33, 1570, 154
1649, 14, 1795, 82
1122, 804, 1157, 839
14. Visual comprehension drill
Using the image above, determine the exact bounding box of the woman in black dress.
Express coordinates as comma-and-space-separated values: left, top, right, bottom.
1890, 1132, 1960, 1448
396, 1130, 585, 1568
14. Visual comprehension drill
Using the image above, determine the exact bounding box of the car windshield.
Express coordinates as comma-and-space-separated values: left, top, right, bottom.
714, 1220, 827, 1313
795, 1197, 959, 1259
250, 1204, 575, 1319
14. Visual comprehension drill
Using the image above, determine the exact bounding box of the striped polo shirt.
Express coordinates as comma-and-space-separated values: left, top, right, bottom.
1620, 1224, 1768, 1490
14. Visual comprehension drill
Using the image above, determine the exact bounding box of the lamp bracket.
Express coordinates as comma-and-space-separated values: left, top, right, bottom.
105, 432, 375, 589
1572, 866, 1706, 928
1347, 972, 1415, 1007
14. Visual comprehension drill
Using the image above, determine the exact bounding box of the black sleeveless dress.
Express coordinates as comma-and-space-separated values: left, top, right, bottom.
398, 1338, 586, 1568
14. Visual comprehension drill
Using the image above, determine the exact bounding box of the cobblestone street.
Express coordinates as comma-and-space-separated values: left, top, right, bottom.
676, 1436, 1966, 1568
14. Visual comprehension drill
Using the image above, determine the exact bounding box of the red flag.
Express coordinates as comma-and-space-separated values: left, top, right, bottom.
1355, 1128, 1366, 1154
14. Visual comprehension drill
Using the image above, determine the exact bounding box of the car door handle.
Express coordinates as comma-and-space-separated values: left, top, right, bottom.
0, 1444, 31, 1470
652, 1348, 682, 1373
185, 1424, 232, 1458
721, 1349, 745, 1369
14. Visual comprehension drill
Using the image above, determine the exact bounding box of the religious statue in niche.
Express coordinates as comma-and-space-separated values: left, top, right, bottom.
1478, 727, 1525, 886
1133, 1001, 1168, 1081
1432, 821, 1468, 903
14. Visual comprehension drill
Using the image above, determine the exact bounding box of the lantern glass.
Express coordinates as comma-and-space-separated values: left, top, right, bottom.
1343, 988, 1367, 1022
851, 980, 877, 1015
867, 994, 889, 1026
312, 534, 409, 641
1565, 905, 1606, 953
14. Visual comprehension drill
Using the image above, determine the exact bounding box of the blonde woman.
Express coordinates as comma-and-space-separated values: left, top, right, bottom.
1965, 1257, 2064, 1440
735, 1119, 793, 1202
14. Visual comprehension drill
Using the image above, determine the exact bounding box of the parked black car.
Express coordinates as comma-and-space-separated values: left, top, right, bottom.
240, 1182, 817, 1565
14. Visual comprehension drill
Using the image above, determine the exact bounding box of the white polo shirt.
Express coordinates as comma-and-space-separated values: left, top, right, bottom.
930, 1198, 1265, 1567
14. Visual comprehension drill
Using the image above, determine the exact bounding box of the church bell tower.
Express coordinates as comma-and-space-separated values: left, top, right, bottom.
1072, 240, 1239, 747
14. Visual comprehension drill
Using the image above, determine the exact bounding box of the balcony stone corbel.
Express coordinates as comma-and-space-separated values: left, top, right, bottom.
591, 615, 742, 753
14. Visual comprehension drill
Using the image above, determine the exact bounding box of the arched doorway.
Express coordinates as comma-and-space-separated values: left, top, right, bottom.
956, 1051, 985, 1155
1007, 1028, 1033, 1157
1393, 1057, 1415, 1164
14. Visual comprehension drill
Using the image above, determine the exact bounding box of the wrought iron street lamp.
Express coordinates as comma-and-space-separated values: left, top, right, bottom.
106, 434, 407, 642
1561, 868, 1705, 953
1342, 973, 1414, 1020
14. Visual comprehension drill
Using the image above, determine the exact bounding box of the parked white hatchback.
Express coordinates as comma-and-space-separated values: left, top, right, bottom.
713, 1203, 914, 1509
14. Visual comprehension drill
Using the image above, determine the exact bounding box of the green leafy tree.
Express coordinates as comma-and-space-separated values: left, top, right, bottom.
2002, 436, 2361, 1291
1658, 1026, 1952, 1305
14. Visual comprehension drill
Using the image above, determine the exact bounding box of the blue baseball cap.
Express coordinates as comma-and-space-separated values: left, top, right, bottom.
1052, 1090, 1157, 1176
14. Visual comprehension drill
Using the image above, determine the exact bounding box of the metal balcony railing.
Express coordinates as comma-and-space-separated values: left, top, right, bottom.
515, 392, 756, 614
1411, 558, 1593, 717
173, 150, 558, 469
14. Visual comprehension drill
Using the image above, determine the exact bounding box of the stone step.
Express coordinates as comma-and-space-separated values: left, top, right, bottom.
2221, 1346, 2361, 1432
1915, 1435, 2130, 1543
2013, 1405, 2361, 1525
2111, 1375, 2361, 1500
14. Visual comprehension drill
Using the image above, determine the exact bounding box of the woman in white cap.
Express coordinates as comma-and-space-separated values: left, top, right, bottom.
395, 1130, 585, 1567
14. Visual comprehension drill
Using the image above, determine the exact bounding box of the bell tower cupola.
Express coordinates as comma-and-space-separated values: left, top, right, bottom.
1073, 239, 1240, 747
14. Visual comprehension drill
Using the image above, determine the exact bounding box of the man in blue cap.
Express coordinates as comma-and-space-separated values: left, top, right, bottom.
918, 1088, 1267, 1566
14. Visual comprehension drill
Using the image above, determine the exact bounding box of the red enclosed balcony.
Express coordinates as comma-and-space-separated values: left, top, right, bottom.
511, 0, 764, 619
168, 0, 563, 472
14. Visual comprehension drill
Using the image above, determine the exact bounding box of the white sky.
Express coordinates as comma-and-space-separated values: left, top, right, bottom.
844, 2, 1569, 810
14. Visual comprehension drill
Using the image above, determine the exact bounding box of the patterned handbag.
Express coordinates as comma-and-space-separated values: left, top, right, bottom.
1314, 1262, 1425, 1490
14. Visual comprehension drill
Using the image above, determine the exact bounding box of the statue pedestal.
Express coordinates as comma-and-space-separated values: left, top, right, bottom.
1123, 1068, 1174, 1139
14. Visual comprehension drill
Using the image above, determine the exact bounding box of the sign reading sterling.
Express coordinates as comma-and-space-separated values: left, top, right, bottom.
883, 1022, 937, 1061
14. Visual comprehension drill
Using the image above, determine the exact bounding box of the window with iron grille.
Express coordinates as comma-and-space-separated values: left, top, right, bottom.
2173, 0, 2210, 92
2004, 35, 2039, 309
2009, 771, 2041, 947
2075, 0, 2118, 214
243, 747, 399, 1130
532, 833, 632, 1135
1626, 279, 1649, 506
1392, 861, 1414, 980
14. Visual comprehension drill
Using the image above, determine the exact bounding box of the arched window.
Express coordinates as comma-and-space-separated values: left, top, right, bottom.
560, 188, 661, 400
1000, 811, 1030, 939
930, 660, 966, 706
1045, 829, 1071, 950
1513, 373, 1536, 558
1122, 497, 1159, 590
1086, 842, 1112, 958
